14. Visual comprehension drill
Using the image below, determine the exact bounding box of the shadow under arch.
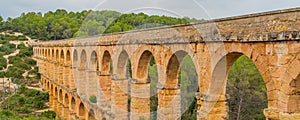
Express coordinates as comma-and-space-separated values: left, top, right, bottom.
64, 93, 69, 107
65, 50, 71, 88
101, 50, 112, 74
71, 97, 76, 111
114, 50, 132, 119
59, 50, 65, 84
72, 49, 80, 92
77, 50, 88, 97
288, 74, 300, 113
161, 50, 199, 119
89, 109, 96, 120
136, 50, 153, 82
78, 102, 86, 117
98, 50, 112, 112
199, 52, 268, 119
117, 50, 131, 79
87, 51, 99, 104
130, 50, 158, 119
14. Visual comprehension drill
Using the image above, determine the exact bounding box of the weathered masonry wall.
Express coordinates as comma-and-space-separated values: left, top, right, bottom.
34, 7, 300, 120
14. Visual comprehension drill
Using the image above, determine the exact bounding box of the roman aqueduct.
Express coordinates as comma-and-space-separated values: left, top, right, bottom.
32, 8, 300, 120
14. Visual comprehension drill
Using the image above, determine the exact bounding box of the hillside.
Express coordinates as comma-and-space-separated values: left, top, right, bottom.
0, 32, 55, 119
0, 9, 202, 41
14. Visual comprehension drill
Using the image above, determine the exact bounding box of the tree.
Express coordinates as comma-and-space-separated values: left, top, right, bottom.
1, 9, 199, 40
0, 16, 3, 31
226, 55, 267, 120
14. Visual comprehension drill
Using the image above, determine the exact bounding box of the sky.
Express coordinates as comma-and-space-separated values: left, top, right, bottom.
1, 0, 300, 20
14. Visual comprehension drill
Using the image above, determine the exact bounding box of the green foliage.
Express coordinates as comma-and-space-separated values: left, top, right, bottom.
0, 71, 5, 77
148, 57, 158, 120
18, 46, 33, 57
0, 88, 49, 116
40, 110, 56, 119
18, 96, 26, 104
5, 66, 24, 79
12, 62, 31, 70
0, 40, 8, 44
19, 83, 27, 93
0, 110, 21, 120
34, 101, 47, 109
25, 90, 40, 97
24, 58, 36, 66
227, 55, 267, 120
0, 42, 16, 55
8, 56, 21, 64
103, 13, 192, 34
89, 95, 97, 103
6, 45, 38, 81
0, 56, 7, 69
179, 56, 198, 119
17, 42, 26, 49
0, 9, 200, 40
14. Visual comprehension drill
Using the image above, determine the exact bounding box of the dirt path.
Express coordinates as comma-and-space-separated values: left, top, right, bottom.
33, 108, 52, 114
26, 85, 43, 92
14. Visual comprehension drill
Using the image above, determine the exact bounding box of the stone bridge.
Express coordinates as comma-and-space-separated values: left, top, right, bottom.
32, 8, 300, 120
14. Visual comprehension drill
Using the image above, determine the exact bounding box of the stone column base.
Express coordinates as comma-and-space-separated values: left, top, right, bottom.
264, 109, 300, 120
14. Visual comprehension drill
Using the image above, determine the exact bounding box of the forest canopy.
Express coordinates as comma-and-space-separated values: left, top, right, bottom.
0, 9, 202, 40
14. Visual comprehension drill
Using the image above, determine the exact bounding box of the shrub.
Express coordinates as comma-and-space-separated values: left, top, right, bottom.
5, 66, 24, 79
89, 95, 97, 103
0, 40, 8, 44
34, 101, 47, 109
0, 56, 7, 69
13, 62, 31, 70
18, 96, 26, 104
0, 71, 5, 77
41, 110, 56, 119
0, 110, 20, 119
8, 56, 21, 64
19, 83, 27, 93
17, 35, 28, 41
24, 58, 36, 66
0, 43, 16, 55
16, 107, 32, 114
26, 90, 40, 97
17, 42, 26, 49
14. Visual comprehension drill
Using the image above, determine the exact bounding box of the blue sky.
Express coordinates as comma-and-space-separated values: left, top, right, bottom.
1, 0, 300, 20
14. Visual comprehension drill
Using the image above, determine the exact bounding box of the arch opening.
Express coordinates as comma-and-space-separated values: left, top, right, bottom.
90, 51, 98, 71
226, 55, 267, 119
56, 49, 59, 61
51, 49, 54, 60
136, 50, 153, 81
101, 51, 112, 74
80, 50, 87, 70
47, 82, 50, 90
71, 97, 76, 111
66, 50, 71, 65
116, 50, 132, 118
88, 109, 96, 120
64, 93, 69, 106
136, 50, 158, 119
88, 51, 99, 103
73, 50, 78, 66
59, 89, 63, 102
165, 50, 198, 119
79, 102, 85, 116
54, 87, 58, 98
149, 57, 158, 120
288, 74, 300, 113
206, 53, 267, 119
